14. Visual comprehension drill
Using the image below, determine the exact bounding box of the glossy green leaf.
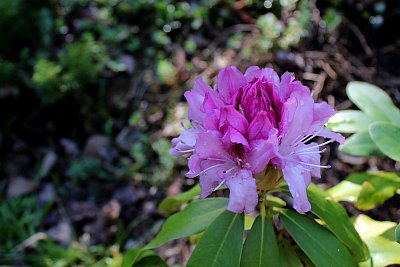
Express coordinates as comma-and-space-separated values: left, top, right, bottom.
340, 131, 384, 156
327, 110, 376, 133
369, 122, 400, 161
360, 236, 400, 267
354, 214, 397, 239
134, 254, 167, 267
122, 249, 165, 267
240, 214, 280, 267
395, 224, 400, 244
307, 184, 369, 261
187, 210, 244, 267
327, 181, 361, 202
122, 248, 144, 267
159, 185, 201, 215
280, 209, 356, 267
346, 81, 400, 124
356, 174, 400, 210
278, 239, 303, 267
146, 198, 228, 249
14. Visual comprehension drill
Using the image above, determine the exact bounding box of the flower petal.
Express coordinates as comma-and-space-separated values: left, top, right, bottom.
169, 128, 199, 156
226, 169, 258, 214
219, 105, 249, 136
248, 111, 273, 141
217, 66, 246, 103
282, 162, 311, 213
248, 131, 278, 173
245, 66, 280, 86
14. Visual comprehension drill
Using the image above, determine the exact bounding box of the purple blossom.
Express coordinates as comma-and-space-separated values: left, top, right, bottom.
170, 66, 343, 214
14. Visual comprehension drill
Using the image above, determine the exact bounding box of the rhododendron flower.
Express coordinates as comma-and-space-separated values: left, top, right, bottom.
170, 66, 344, 214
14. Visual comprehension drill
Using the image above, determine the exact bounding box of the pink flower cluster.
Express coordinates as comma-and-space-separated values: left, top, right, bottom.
170, 66, 344, 214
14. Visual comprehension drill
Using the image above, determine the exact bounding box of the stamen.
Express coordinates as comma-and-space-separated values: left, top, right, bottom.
299, 161, 331, 169
177, 149, 195, 154
196, 163, 226, 176
299, 126, 324, 144
296, 140, 334, 153
297, 148, 327, 155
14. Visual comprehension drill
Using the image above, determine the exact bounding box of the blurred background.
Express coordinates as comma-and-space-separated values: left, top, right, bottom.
0, 0, 399, 266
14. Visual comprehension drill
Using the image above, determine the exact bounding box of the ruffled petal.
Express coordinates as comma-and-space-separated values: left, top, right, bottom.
248, 111, 274, 141
245, 66, 280, 86
279, 90, 314, 149
219, 105, 249, 136
282, 162, 311, 213
222, 126, 249, 148
217, 66, 246, 103
248, 131, 278, 173
226, 169, 258, 214
169, 128, 199, 156
194, 131, 227, 159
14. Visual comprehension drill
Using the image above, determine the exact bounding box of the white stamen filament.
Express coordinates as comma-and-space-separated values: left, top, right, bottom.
297, 148, 327, 155
178, 149, 195, 153
299, 161, 331, 169
296, 140, 334, 153
195, 163, 226, 176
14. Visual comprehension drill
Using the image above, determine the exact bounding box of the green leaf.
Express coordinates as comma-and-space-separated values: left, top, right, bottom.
327, 110, 376, 133
369, 122, 400, 161
280, 209, 356, 267
396, 224, 400, 244
307, 184, 370, 262
360, 236, 400, 267
146, 198, 228, 249
354, 214, 397, 239
187, 210, 244, 267
122, 248, 144, 267
327, 181, 361, 202
278, 239, 303, 267
356, 173, 400, 210
159, 185, 201, 215
134, 254, 167, 267
340, 131, 384, 156
122, 249, 166, 267
346, 81, 400, 124
240, 214, 280, 267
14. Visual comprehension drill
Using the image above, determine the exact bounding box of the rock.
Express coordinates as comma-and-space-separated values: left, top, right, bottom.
60, 138, 80, 156
83, 135, 110, 158
115, 127, 141, 151
47, 220, 73, 247
7, 177, 36, 197
38, 150, 57, 178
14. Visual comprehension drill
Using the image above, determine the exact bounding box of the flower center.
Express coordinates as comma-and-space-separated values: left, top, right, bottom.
234, 78, 282, 127
229, 143, 246, 159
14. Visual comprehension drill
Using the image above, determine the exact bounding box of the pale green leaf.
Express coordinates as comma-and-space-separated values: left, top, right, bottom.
327, 110, 376, 133
346, 81, 400, 124
340, 131, 384, 157
369, 121, 400, 161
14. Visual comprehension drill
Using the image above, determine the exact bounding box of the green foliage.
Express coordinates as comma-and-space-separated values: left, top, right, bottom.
146, 198, 228, 249
32, 41, 106, 103
328, 81, 400, 158
241, 212, 280, 267
354, 215, 400, 267
306, 184, 369, 261
67, 156, 109, 182
159, 184, 201, 215
122, 248, 166, 267
0, 195, 46, 251
328, 172, 400, 210
280, 209, 356, 267
369, 122, 400, 161
322, 8, 342, 33
187, 211, 244, 267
